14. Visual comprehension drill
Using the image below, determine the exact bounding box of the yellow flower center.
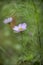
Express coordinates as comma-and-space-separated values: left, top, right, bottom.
19, 27, 23, 31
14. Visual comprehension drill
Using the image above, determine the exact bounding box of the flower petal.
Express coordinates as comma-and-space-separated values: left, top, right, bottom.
8, 17, 13, 22
13, 23, 27, 33
13, 26, 20, 33
4, 19, 8, 24
22, 23, 27, 27
3, 17, 13, 24
18, 24, 22, 28
21, 23, 27, 30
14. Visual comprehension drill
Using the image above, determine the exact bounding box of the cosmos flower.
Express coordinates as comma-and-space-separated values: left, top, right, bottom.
13, 23, 27, 33
3, 17, 13, 24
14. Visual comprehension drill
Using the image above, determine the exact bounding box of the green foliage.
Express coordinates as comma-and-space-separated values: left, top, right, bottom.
0, 0, 43, 65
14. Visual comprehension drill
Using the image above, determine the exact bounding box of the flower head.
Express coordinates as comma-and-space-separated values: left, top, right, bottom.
3, 17, 13, 24
13, 23, 27, 33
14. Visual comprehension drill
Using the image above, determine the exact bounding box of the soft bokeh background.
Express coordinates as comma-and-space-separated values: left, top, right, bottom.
0, 0, 43, 65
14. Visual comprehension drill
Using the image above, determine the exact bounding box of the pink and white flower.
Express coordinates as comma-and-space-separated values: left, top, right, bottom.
3, 17, 13, 24
13, 23, 27, 33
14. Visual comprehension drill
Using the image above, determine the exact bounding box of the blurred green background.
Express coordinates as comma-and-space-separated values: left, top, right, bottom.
0, 0, 43, 65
